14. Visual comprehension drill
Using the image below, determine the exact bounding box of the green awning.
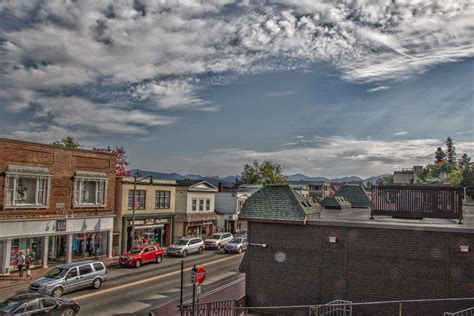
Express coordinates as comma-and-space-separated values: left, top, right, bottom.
75, 171, 108, 179
6, 165, 52, 176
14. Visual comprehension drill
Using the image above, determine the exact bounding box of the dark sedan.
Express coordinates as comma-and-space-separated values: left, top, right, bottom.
0, 293, 80, 315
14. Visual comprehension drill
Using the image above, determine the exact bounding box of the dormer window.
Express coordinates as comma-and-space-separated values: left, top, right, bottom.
74, 171, 108, 207
4, 165, 52, 208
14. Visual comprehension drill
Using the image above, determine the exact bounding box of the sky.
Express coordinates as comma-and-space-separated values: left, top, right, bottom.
0, 0, 473, 178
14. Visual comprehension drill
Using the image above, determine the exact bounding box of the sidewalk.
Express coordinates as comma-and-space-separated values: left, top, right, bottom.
151, 277, 245, 315
0, 256, 119, 290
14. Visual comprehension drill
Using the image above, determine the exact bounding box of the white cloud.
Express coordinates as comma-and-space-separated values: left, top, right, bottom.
264, 91, 295, 97
174, 136, 474, 178
1, 0, 473, 137
394, 131, 408, 136
367, 86, 391, 93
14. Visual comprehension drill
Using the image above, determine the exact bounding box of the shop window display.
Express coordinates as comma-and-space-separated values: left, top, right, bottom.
5, 176, 49, 207
72, 232, 108, 260
10, 238, 43, 270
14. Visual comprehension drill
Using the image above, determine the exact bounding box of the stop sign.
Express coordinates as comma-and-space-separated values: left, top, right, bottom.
195, 266, 206, 284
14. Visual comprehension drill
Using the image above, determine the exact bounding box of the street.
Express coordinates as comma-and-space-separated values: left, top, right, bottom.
0, 250, 244, 315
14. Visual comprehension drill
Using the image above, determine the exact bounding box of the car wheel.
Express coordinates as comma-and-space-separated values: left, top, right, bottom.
52, 287, 63, 298
217, 244, 221, 250
135, 260, 141, 268
62, 308, 75, 316
198, 247, 203, 254
238, 247, 243, 254
92, 278, 102, 289
156, 254, 163, 263
182, 250, 187, 258
224, 250, 229, 254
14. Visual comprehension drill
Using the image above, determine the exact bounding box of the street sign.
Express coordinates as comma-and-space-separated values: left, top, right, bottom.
195, 266, 206, 284
196, 285, 202, 295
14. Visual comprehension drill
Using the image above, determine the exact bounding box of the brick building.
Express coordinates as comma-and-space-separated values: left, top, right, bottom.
240, 184, 474, 315
0, 138, 116, 274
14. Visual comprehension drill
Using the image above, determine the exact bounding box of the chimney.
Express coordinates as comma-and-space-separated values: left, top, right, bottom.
218, 182, 224, 192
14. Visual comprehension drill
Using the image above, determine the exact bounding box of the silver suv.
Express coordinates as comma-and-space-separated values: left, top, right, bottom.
167, 238, 204, 257
29, 260, 107, 298
204, 232, 233, 250
224, 236, 248, 254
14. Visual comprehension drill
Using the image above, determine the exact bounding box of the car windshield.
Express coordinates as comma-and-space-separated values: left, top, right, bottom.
128, 247, 143, 254
230, 238, 242, 243
0, 300, 22, 313
175, 240, 189, 246
209, 234, 221, 239
45, 267, 68, 279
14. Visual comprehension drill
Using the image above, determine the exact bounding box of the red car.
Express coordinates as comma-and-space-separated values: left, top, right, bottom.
119, 244, 164, 268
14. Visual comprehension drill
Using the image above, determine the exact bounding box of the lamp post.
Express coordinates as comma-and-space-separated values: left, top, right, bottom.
130, 169, 153, 248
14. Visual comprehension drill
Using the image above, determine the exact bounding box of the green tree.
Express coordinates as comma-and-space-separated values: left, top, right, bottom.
458, 153, 472, 170
52, 136, 80, 148
240, 160, 287, 184
434, 147, 446, 164
375, 175, 393, 185
445, 137, 456, 164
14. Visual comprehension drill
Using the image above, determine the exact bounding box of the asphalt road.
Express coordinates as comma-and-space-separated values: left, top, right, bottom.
0, 250, 244, 315
71, 250, 243, 315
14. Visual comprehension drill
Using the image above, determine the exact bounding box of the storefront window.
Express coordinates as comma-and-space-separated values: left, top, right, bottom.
72, 232, 108, 260
10, 238, 43, 270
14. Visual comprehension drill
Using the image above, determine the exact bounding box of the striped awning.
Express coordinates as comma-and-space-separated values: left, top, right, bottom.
75, 170, 108, 179
6, 165, 52, 176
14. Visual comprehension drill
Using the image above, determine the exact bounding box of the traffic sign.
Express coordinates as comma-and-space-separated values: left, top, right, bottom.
192, 265, 206, 284
196, 285, 202, 295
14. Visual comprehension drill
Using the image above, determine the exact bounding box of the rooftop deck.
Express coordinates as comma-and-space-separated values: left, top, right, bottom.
314, 204, 474, 232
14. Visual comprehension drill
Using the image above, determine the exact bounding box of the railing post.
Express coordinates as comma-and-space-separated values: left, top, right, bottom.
399, 302, 403, 316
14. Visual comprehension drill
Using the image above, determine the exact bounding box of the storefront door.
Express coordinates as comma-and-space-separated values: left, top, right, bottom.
48, 235, 67, 264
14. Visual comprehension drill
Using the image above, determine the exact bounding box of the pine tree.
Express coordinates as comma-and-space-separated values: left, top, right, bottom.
458, 153, 472, 170
445, 137, 456, 164
434, 147, 446, 164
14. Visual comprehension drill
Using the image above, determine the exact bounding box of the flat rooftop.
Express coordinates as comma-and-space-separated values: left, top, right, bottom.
312, 204, 474, 233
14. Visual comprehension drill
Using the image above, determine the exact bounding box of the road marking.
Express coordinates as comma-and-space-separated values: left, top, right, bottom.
71, 254, 243, 301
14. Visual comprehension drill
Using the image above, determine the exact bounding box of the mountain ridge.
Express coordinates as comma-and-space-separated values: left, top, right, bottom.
128, 170, 388, 187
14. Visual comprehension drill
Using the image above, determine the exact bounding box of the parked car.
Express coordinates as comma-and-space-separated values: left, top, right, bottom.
119, 244, 164, 268
204, 232, 233, 250
29, 260, 107, 298
0, 293, 80, 315
224, 236, 248, 254
167, 238, 204, 257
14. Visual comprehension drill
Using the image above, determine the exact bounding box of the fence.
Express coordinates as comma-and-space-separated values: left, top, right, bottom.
309, 300, 352, 316
445, 307, 474, 316
371, 185, 463, 222
180, 295, 246, 316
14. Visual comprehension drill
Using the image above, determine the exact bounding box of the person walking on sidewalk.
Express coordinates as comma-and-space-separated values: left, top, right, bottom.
17, 252, 25, 277
26, 254, 33, 280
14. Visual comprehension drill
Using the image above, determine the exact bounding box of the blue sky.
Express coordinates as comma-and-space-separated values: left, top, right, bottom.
0, 1, 473, 178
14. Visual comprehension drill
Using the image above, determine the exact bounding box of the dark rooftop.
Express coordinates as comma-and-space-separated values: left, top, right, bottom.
335, 184, 371, 208
239, 184, 321, 223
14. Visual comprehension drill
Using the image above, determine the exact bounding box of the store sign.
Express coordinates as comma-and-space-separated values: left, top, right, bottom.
56, 219, 67, 232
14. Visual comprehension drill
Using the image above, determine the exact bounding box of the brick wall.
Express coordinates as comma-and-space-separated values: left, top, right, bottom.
0, 138, 116, 218
243, 221, 474, 315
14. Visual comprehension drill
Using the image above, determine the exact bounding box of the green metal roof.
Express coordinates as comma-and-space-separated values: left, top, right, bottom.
75, 171, 108, 179
239, 184, 320, 223
321, 196, 352, 208
334, 184, 371, 208
6, 165, 52, 176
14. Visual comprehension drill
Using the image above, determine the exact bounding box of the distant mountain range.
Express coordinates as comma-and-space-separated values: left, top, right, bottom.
129, 170, 390, 187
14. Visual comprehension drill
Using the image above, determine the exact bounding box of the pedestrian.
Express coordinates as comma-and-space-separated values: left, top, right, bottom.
17, 251, 25, 277
26, 254, 33, 280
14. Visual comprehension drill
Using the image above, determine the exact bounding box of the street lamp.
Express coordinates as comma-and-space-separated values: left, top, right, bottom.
130, 169, 153, 248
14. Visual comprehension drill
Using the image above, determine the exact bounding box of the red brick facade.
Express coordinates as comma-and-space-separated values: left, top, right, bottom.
0, 138, 116, 218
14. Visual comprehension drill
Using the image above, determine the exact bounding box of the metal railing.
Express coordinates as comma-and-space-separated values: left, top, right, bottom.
309, 300, 352, 316
371, 185, 463, 222
445, 307, 474, 316
180, 295, 246, 316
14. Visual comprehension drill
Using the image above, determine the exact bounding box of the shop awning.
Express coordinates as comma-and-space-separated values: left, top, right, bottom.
6, 165, 52, 176
176, 212, 218, 223
75, 171, 108, 179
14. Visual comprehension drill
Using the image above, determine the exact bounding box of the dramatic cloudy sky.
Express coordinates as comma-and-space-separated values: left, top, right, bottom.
0, 0, 473, 178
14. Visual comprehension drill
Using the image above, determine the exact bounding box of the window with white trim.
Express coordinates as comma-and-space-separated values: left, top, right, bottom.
199, 199, 204, 211
205, 199, 211, 211
5, 175, 50, 207
192, 198, 197, 211
74, 179, 107, 207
